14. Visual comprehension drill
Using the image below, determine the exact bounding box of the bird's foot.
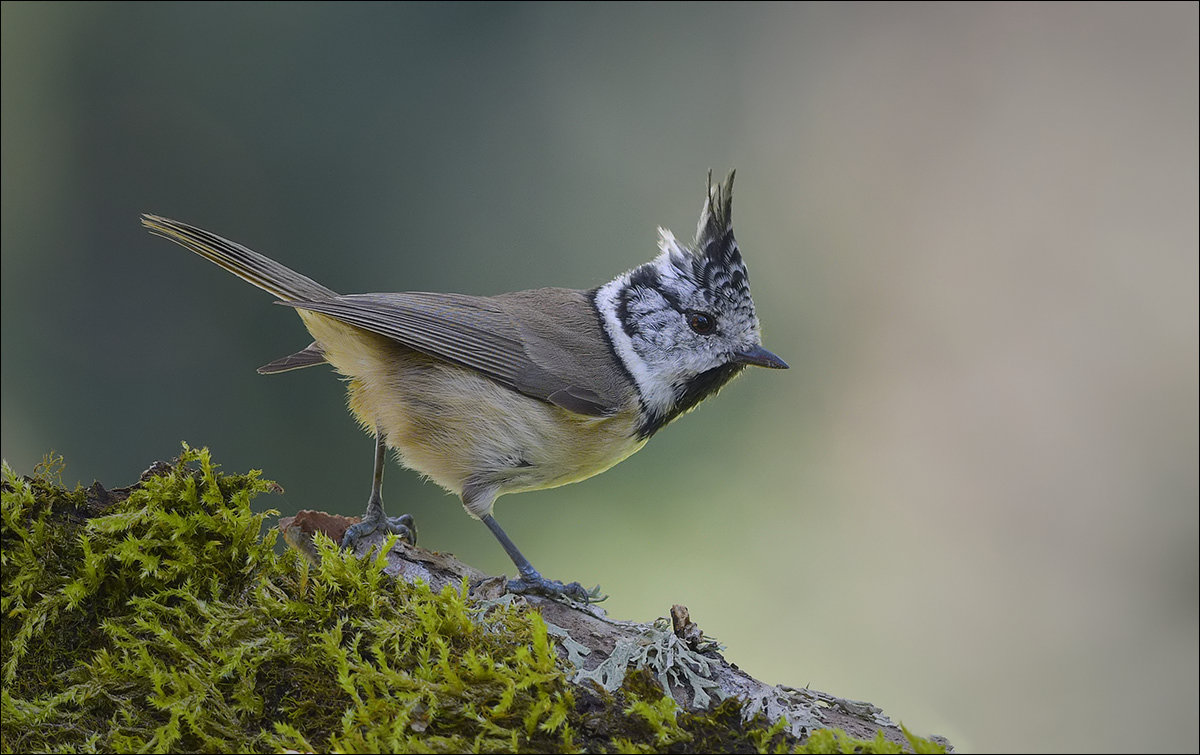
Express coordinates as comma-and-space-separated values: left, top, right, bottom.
341, 512, 417, 550
506, 572, 606, 604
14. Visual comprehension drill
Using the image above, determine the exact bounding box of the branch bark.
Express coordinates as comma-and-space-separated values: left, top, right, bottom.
280, 510, 949, 750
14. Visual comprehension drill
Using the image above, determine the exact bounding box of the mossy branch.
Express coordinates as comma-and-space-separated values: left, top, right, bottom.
1, 446, 950, 753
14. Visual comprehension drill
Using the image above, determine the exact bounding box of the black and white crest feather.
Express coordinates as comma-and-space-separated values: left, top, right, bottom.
665, 170, 755, 329
696, 170, 740, 267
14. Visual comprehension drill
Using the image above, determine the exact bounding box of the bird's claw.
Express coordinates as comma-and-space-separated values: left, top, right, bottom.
506, 575, 607, 604
341, 512, 417, 550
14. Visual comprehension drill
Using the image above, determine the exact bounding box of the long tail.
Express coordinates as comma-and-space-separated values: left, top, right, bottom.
142, 214, 336, 373
141, 214, 338, 302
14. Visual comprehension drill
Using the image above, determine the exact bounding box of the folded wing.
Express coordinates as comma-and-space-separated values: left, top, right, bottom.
281, 290, 628, 417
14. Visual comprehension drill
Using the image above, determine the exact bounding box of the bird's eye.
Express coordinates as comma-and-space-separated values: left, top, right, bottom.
687, 311, 716, 335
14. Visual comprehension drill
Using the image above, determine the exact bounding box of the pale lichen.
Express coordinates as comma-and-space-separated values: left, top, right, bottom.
571, 620, 725, 709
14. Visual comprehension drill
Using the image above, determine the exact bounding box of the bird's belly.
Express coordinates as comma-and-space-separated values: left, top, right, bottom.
321, 329, 645, 503
502, 410, 647, 493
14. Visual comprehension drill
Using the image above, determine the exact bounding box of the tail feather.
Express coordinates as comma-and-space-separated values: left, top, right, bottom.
257, 342, 327, 373
141, 214, 338, 302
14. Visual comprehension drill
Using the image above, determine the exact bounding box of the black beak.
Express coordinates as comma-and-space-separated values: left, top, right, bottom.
733, 344, 789, 369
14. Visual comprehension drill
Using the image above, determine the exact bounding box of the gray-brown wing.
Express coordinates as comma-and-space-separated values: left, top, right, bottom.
280, 289, 630, 416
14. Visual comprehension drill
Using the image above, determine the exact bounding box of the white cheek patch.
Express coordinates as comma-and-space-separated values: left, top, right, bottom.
595, 275, 678, 419
628, 293, 676, 350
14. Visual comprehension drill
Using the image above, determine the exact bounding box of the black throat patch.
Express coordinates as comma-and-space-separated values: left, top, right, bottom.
636, 361, 745, 439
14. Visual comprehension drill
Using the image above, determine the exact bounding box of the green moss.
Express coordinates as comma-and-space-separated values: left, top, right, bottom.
1, 447, 945, 754
793, 727, 945, 754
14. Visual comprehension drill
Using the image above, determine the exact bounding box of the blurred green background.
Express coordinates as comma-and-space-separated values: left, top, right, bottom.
3, 3, 1196, 751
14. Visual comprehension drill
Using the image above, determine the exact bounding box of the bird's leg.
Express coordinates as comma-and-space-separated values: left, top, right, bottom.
479, 513, 605, 603
341, 430, 416, 550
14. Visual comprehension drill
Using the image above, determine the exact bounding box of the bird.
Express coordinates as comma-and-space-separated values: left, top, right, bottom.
142, 171, 787, 602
